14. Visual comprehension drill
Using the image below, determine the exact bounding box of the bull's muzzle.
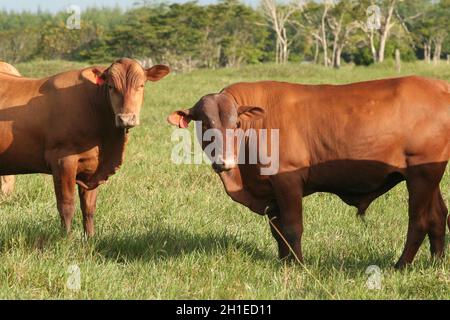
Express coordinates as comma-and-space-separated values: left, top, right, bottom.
116, 113, 139, 129
212, 156, 237, 173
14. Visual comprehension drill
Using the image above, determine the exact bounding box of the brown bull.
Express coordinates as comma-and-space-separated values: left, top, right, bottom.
0, 58, 169, 236
0, 61, 21, 196
168, 76, 450, 269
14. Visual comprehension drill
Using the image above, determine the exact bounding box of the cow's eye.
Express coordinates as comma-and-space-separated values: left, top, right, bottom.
108, 85, 114, 90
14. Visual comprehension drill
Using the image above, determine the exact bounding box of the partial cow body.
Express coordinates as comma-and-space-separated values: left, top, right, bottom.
0, 58, 169, 236
168, 76, 450, 269
0, 61, 21, 196
0, 62, 20, 77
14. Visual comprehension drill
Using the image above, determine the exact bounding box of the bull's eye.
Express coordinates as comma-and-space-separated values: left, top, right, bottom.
108, 84, 114, 90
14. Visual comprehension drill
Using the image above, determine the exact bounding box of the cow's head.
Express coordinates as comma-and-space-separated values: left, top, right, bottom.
167, 93, 264, 172
91, 58, 170, 129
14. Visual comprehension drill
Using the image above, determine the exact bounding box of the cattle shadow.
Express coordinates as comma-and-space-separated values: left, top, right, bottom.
0, 215, 271, 263
0, 219, 62, 252
93, 226, 272, 263
94, 227, 449, 271
0, 216, 448, 272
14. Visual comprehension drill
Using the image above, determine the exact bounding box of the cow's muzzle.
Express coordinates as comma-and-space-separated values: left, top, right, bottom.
116, 113, 139, 128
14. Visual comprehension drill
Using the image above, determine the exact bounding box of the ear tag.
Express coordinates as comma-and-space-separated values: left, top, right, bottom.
179, 116, 189, 128
96, 77, 105, 86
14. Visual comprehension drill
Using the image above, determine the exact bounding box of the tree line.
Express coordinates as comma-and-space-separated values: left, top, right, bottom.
0, 0, 448, 71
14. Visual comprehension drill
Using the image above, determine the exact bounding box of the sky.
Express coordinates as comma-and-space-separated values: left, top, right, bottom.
0, 0, 249, 13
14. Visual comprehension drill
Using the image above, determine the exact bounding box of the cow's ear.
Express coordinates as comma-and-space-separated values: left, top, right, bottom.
237, 106, 265, 122
167, 109, 192, 128
92, 67, 106, 85
81, 67, 107, 85
146, 65, 170, 82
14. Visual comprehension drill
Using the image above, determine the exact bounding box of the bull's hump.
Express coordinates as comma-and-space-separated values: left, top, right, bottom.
223, 81, 299, 108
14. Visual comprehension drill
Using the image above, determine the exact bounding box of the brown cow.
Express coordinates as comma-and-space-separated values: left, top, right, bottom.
168, 76, 450, 269
0, 62, 20, 77
0, 61, 21, 196
0, 58, 169, 236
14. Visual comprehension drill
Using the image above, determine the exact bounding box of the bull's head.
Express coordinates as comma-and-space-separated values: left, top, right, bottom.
167, 93, 264, 172
91, 58, 170, 129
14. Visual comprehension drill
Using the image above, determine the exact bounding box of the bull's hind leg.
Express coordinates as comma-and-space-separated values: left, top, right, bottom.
395, 162, 447, 269
436, 189, 450, 232
429, 189, 448, 258
51, 156, 78, 235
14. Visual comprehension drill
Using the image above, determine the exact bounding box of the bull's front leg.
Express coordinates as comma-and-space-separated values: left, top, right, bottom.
51, 156, 78, 234
270, 174, 304, 263
78, 186, 98, 238
265, 204, 291, 260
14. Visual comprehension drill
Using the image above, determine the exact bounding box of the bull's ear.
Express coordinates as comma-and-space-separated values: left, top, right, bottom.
167, 109, 192, 128
237, 106, 265, 122
146, 65, 170, 82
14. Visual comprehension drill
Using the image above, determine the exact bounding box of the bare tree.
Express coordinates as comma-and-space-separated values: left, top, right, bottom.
356, 0, 398, 63
377, 0, 397, 63
261, 0, 304, 63
327, 0, 359, 68
302, 1, 332, 67
433, 31, 446, 65
320, 1, 333, 67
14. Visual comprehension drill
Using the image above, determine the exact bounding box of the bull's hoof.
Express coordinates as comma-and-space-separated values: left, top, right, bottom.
280, 253, 304, 265
264, 203, 279, 216
394, 260, 410, 270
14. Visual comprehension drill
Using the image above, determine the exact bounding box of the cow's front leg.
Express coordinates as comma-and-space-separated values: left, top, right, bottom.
78, 186, 98, 238
270, 174, 304, 263
51, 156, 78, 234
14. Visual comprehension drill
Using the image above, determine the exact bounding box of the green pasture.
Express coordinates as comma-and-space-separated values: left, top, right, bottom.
0, 60, 448, 299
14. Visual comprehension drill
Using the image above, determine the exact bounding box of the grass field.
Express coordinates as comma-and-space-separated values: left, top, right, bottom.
0, 60, 449, 299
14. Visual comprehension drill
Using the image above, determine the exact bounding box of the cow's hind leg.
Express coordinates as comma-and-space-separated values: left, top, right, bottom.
78, 186, 98, 238
395, 163, 446, 269
51, 157, 78, 235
